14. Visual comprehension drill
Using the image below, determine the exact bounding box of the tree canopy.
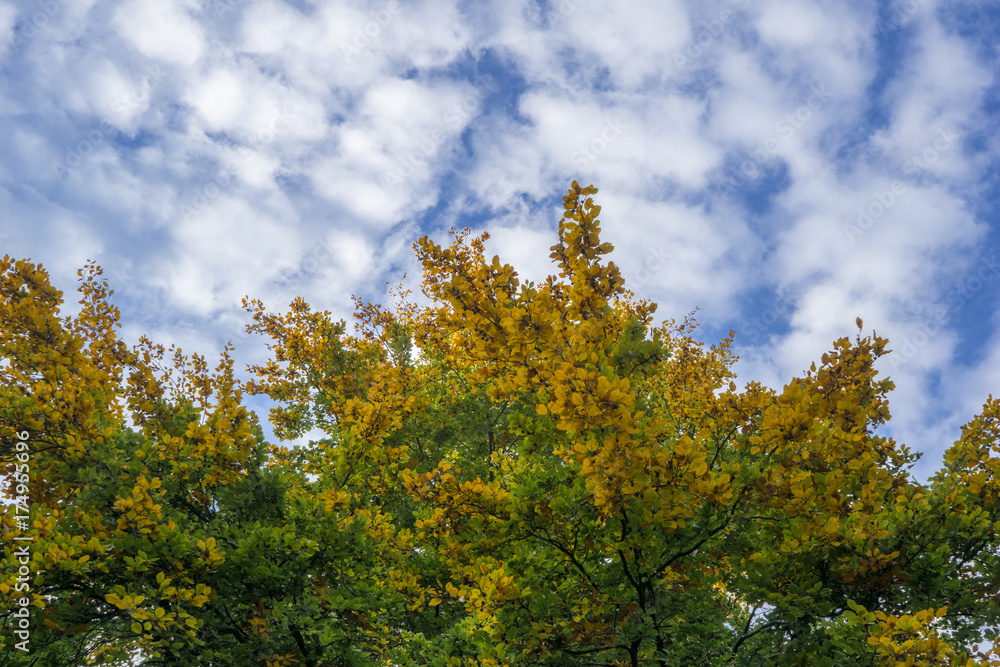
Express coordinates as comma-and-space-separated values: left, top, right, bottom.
2, 182, 999, 666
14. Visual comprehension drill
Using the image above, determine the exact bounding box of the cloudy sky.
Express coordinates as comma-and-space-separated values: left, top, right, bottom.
1, 0, 997, 478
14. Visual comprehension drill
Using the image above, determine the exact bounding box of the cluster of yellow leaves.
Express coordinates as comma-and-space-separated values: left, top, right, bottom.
9, 180, 996, 664
130, 341, 259, 494
844, 601, 1000, 667
411, 184, 668, 518
394, 184, 749, 654
0, 256, 261, 662
385, 184, 1000, 662
940, 395, 1000, 505
104, 575, 211, 643
242, 294, 423, 490
0, 259, 127, 499
112, 476, 167, 537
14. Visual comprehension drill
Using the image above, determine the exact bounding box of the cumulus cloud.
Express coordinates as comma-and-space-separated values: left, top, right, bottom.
0, 0, 997, 467
113, 0, 205, 65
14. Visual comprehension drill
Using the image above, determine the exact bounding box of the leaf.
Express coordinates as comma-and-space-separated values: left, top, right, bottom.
3, 185, 995, 667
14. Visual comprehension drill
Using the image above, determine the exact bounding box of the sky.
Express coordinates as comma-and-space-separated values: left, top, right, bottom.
1, 0, 998, 480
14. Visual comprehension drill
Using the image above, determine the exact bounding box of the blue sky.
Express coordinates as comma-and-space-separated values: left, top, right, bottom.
1, 0, 997, 479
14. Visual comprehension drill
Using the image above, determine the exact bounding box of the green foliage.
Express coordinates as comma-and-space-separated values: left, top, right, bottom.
2, 184, 1000, 666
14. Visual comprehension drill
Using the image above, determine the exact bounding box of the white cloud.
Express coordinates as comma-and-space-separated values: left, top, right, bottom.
1, 0, 997, 472
756, 1, 833, 49
240, 0, 306, 56
383, 0, 470, 70
872, 20, 991, 180
83, 58, 157, 128
155, 196, 300, 316
39, 212, 105, 302
561, 0, 690, 89
753, 0, 872, 91
308, 78, 476, 225
113, 0, 205, 65
468, 89, 719, 210
595, 193, 756, 319
186, 68, 245, 131
481, 200, 559, 286
326, 231, 375, 282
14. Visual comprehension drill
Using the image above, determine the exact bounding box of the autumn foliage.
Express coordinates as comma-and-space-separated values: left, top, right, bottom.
2, 182, 1000, 666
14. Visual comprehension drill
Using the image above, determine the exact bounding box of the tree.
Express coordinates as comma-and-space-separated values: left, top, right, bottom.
2, 182, 1000, 666
0, 262, 413, 665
